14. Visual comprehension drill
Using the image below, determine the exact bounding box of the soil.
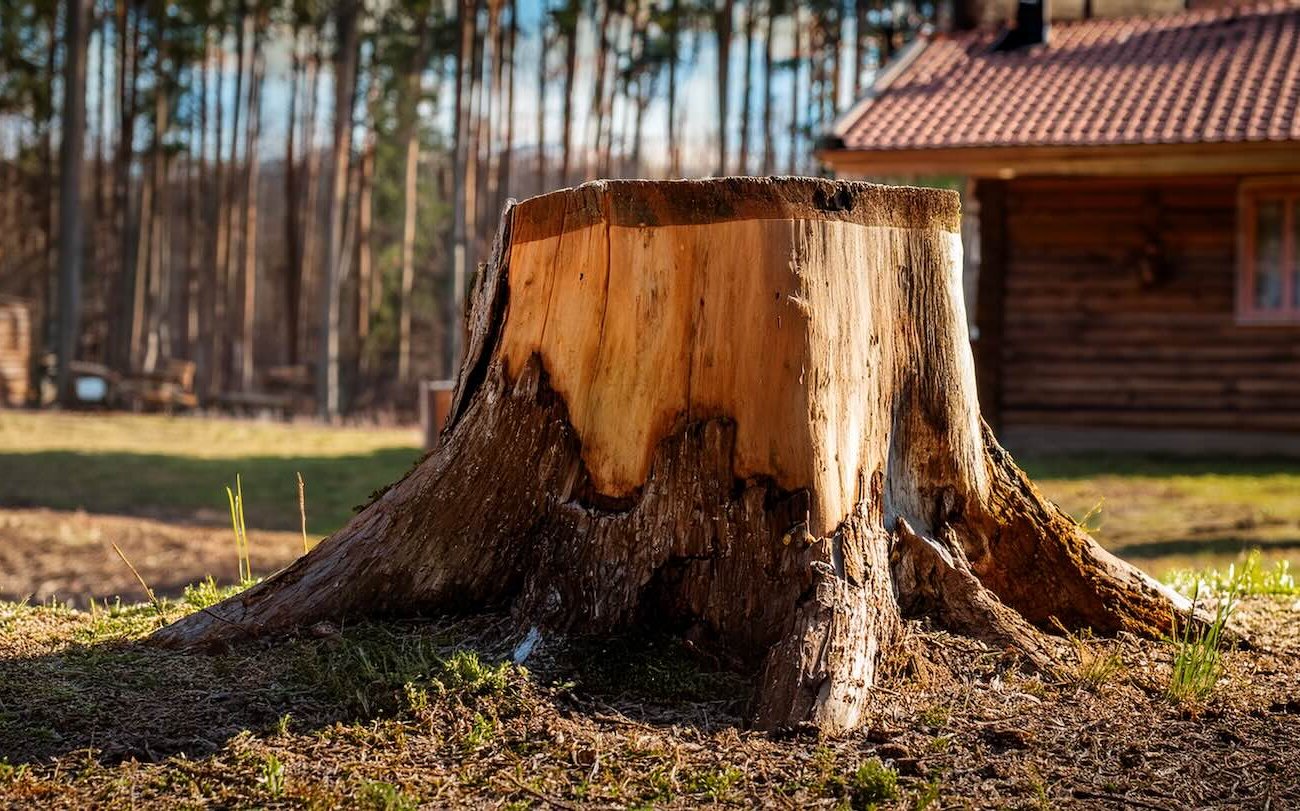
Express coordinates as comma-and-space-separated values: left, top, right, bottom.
0, 508, 305, 607
0, 592, 1295, 809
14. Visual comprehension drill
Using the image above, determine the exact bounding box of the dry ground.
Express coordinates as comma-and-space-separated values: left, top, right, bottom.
0, 591, 1296, 809
1, 413, 1298, 808
0, 509, 305, 608
0, 412, 423, 606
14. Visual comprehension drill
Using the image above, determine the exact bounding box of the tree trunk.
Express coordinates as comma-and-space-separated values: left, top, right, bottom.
42, 12, 58, 356
666, 0, 679, 177
182, 64, 202, 358
141, 54, 169, 374
397, 11, 431, 386
206, 21, 228, 395
558, 1, 577, 185
501, 0, 516, 201
297, 35, 324, 369
450, 0, 478, 376
587, 0, 611, 181
283, 22, 303, 367
239, 24, 265, 391
535, 1, 549, 193
397, 124, 420, 385
356, 73, 378, 355
629, 0, 649, 173
787, 9, 801, 175
737, 0, 754, 176
112, 0, 140, 372
94, 0, 108, 222
154, 178, 1183, 734
761, 0, 775, 175
854, 0, 869, 99
483, 0, 504, 227
57, 0, 90, 405
714, 0, 732, 176
194, 39, 212, 384
318, 0, 359, 419
222, 7, 248, 390
599, 6, 621, 178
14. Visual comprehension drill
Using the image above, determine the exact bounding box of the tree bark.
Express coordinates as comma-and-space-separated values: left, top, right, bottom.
397, 10, 431, 386
239, 22, 265, 391
318, 0, 359, 419
558, 0, 577, 185
57, 0, 90, 405
205, 19, 228, 395
111, 0, 139, 372
140, 43, 169, 374
535, 1, 549, 193
501, 0, 516, 202
297, 34, 324, 369
282, 21, 303, 367
854, 0, 869, 99
666, 0, 679, 177
450, 0, 478, 377
761, 0, 775, 175
787, 8, 801, 175
737, 0, 755, 176
714, 0, 732, 176
221, 6, 248, 389
356, 73, 379, 356
587, 0, 611, 181
154, 178, 1183, 735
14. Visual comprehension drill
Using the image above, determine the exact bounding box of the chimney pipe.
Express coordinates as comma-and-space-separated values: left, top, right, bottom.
993, 0, 1050, 51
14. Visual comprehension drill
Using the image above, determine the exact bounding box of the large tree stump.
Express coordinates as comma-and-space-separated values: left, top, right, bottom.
154, 178, 1185, 733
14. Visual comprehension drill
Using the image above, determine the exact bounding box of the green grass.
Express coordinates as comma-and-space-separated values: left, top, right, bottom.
0, 412, 421, 535
1066, 630, 1126, 690
1163, 550, 1298, 599
847, 758, 900, 808
1167, 582, 1237, 705
4, 413, 1297, 579
258, 753, 285, 797
358, 780, 418, 811
1021, 453, 1300, 578
809, 748, 900, 810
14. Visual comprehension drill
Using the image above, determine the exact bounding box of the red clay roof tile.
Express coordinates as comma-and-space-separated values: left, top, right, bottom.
837, 2, 1300, 152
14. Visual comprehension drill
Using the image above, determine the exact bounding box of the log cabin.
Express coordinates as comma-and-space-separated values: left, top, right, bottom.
818, 0, 1300, 454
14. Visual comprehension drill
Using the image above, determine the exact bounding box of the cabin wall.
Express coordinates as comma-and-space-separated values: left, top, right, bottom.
977, 175, 1300, 439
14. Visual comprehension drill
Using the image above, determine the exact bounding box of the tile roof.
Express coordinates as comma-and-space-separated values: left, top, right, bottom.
835, 2, 1300, 152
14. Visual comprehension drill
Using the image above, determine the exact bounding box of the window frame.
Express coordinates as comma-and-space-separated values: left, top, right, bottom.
1238, 177, 1300, 326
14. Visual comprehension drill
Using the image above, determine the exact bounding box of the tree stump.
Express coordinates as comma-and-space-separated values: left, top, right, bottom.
154, 178, 1184, 733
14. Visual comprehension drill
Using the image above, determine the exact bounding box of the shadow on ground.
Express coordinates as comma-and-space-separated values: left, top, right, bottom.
1018, 454, 1300, 481
1110, 536, 1300, 561
0, 448, 422, 535
0, 608, 746, 767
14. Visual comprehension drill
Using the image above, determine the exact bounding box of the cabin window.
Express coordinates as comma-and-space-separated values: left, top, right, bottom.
1239, 181, 1300, 324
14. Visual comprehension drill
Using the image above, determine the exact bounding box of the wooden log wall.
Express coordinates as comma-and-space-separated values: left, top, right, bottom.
983, 175, 1300, 433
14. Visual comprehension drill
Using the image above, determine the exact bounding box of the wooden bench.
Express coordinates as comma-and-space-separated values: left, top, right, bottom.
125, 359, 199, 412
